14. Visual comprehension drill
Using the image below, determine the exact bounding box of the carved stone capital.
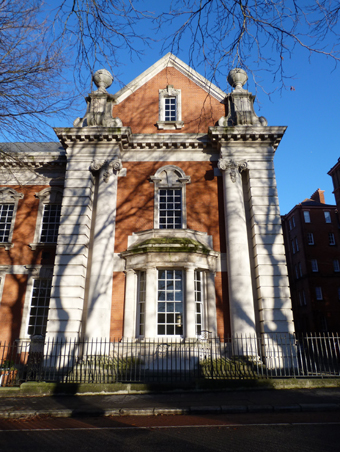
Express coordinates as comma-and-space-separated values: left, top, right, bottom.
218, 158, 247, 183
90, 158, 122, 182
90, 160, 105, 173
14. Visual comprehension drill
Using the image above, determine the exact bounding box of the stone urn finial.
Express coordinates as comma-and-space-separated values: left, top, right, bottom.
227, 68, 248, 91
73, 68, 123, 127
93, 69, 114, 93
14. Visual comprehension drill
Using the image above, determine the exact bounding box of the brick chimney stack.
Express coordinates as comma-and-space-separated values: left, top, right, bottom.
310, 188, 325, 204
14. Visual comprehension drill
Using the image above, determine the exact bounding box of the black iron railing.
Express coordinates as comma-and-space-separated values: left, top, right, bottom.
1, 333, 339, 386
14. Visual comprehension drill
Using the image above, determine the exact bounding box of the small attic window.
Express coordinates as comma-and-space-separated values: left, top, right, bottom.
157, 85, 184, 130
165, 97, 176, 121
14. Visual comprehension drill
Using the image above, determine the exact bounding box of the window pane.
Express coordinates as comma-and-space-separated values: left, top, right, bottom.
164, 97, 177, 121
304, 211, 310, 223
324, 211, 331, 223
158, 189, 182, 229
157, 270, 183, 336
329, 233, 336, 245
27, 279, 52, 336
40, 204, 61, 243
0, 204, 14, 243
195, 271, 204, 336
138, 272, 146, 336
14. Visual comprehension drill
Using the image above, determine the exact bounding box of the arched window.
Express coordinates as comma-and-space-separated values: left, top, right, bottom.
150, 165, 190, 229
30, 187, 63, 249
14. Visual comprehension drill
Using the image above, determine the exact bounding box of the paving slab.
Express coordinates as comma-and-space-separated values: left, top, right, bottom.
0, 387, 340, 418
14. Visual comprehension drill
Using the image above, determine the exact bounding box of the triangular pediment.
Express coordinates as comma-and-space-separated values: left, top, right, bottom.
112, 53, 226, 104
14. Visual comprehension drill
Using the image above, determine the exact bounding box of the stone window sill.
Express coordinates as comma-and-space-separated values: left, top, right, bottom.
29, 243, 57, 251
157, 121, 184, 130
0, 243, 13, 251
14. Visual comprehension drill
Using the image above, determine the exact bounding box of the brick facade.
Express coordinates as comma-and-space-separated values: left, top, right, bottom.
0, 54, 294, 345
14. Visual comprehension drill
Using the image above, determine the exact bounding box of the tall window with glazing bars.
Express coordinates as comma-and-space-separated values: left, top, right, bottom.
159, 189, 182, 229
27, 279, 52, 336
40, 204, 61, 243
0, 204, 14, 242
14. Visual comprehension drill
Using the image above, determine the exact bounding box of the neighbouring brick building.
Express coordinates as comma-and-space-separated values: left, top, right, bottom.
282, 189, 340, 333
0, 54, 294, 345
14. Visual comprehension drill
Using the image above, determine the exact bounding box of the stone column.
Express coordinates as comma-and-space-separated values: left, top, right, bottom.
218, 157, 257, 337
206, 271, 217, 336
185, 265, 196, 338
85, 159, 122, 339
144, 266, 157, 338
123, 269, 137, 339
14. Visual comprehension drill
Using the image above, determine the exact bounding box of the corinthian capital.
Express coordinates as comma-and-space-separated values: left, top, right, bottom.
218, 158, 247, 183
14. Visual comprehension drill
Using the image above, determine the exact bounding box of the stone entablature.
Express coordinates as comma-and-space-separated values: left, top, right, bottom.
209, 126, 286, 150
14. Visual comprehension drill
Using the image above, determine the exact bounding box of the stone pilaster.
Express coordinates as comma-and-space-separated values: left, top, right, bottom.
247, 164, 294, 334
47, 159, 95, 339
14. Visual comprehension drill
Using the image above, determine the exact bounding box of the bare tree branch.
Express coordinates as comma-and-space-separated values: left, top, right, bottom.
155, 0, 340, 92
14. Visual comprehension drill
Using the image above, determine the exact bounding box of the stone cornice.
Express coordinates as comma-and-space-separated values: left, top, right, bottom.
122, 133, 211, 151
0, 155, 66, 169
208, 126, 287, 150
54, 126, 132, 148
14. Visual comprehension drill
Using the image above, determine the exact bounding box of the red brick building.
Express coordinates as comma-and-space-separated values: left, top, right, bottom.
282, 189, 340, 333
0, 54, 294, 344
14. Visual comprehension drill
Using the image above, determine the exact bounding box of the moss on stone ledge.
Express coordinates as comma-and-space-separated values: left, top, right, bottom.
129, 237, 210, 255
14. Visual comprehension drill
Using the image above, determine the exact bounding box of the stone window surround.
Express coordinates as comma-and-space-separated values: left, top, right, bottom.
157, 85, 184, 130
150, 165, 191, 230
0, 187, 24, 250
122, 229, 218, 340
29, 187, 63, 250
18, 266, 54, 340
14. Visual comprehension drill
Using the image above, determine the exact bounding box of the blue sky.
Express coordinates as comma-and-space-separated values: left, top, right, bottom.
50, 1, 340, 215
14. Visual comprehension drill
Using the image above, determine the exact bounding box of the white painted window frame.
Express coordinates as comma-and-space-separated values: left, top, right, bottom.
137, 271, 146, 337
29, 187, 63, 250
0, 188, 23, 250
315, 286, 323, 301
311, 259, 318, 272
324, 211, 331, 223
303, 211, 311, 223
157, 85, 184, 130
194, 270, 205, 336
150, 165, 190, 229
156, 269, 184, 337
19, 266, 54, 339
307, 233, 314, 245
329, 232, 336, 246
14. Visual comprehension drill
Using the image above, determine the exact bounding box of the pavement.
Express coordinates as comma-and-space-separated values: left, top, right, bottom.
1, 387, 340, 419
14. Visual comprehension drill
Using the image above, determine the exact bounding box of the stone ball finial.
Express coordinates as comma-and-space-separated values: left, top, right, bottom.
227, 68, 248, 90
93, 69, 113, 92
